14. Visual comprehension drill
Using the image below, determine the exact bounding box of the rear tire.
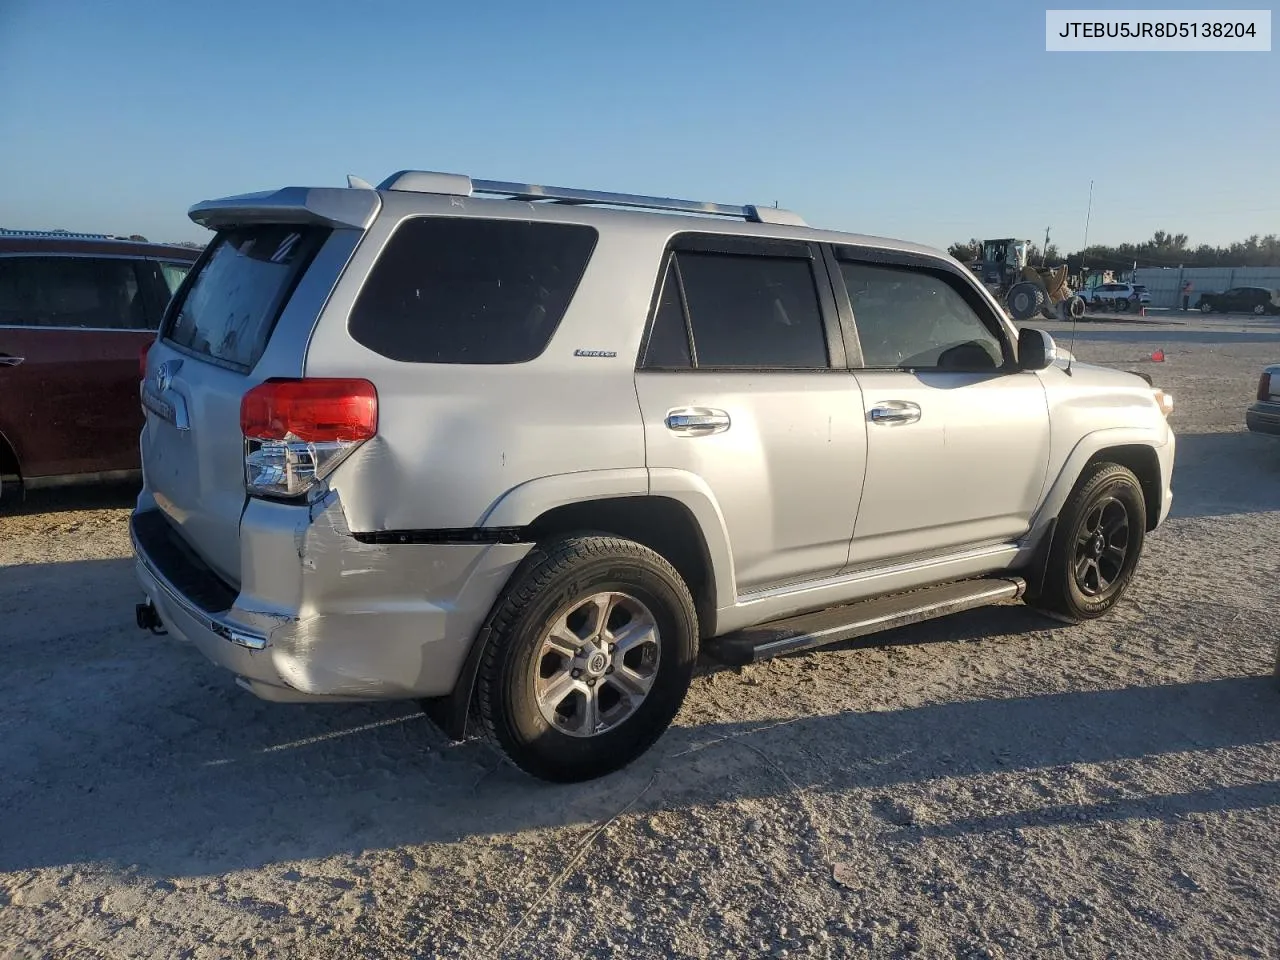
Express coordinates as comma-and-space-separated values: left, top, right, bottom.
1254, 304, 1266, 316
1200, 301, 1213, 314
476, 534, 698, 783
1030, 462, 1147, 622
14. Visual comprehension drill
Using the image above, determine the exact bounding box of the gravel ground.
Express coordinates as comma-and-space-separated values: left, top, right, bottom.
2, 316, 1279, 960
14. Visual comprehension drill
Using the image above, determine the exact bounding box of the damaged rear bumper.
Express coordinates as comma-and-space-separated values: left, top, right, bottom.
131, 492, 531, 702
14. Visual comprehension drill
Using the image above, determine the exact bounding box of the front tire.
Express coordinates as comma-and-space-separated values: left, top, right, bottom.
476, 535, 698, 783
1006, 282, 1045, 322
1254, 303, 1267, 316
1200, 301, 1213, 314
1031, 462, 1147, 622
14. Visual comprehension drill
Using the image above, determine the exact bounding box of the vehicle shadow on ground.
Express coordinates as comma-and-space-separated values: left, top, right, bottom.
887, 778, 1280, 844
2, 556, 1277, 879
1168, 432, 1280, 519
0, 481, 139, 516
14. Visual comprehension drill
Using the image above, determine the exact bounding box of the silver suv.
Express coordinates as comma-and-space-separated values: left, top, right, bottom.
133, 171, 1176, 782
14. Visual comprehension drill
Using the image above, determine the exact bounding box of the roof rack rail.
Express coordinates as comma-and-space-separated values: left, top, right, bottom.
0, 228, 116, 240
375, 171, 806, 226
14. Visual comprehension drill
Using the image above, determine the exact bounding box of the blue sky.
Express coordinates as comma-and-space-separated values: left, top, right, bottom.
1, 0, 1275, 250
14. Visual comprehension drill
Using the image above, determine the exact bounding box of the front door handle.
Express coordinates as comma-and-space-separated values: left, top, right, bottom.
869, 401, 922, 425
665, 407, 731, 436
0, 355, 23, 367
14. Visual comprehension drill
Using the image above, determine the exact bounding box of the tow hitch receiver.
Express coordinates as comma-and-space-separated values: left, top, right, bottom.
136, 601, 167, 635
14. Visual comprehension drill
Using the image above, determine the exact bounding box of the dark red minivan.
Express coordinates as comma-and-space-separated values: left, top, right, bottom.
0, 231, 201, 500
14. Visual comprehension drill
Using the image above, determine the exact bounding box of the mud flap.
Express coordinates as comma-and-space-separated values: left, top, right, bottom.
419, 624, 495, 741
1022, 518, 1058, 603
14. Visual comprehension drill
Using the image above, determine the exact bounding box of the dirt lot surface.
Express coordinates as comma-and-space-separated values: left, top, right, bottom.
3, 316, 1279, 960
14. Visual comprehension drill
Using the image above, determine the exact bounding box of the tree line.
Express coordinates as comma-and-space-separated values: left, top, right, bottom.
948, 231, 1280, 271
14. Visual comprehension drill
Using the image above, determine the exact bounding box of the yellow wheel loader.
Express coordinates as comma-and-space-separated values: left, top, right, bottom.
975, 238, 1085, 322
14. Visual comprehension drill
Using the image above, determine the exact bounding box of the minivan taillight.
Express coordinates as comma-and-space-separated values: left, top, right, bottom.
240, 378, 378, 498
1259, 372, 1273, 403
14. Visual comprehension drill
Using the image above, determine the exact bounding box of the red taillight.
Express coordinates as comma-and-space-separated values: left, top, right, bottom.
139, 340, 153, 380
240, 379, 378, 498
1259, 372, 1273, 403
240, 378, 378, 442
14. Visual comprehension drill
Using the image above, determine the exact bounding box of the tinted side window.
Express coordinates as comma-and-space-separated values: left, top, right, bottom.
674, 251, 828, 369
0, 256, 146, 329
349, 218, 598, 364
841, 261, 1005, 370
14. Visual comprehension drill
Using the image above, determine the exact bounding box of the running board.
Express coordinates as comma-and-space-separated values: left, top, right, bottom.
705, 577, 1026, 666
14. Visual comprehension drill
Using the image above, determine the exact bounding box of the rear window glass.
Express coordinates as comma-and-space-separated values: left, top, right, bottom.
348, 217, 598, 364
164, 225, 326, 369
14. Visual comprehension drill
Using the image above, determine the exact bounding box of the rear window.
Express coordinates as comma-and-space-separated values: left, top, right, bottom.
348, 217, 598, 364
164, 225, 327, 370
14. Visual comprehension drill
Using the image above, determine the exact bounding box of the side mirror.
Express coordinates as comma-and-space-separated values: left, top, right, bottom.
1018, 327, 1057, 371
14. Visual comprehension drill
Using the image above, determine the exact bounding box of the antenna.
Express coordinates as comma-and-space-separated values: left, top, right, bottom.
1066, 180, 1094, 376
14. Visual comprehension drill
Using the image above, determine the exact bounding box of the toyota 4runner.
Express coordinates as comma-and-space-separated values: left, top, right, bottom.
133, 170, 1176, 782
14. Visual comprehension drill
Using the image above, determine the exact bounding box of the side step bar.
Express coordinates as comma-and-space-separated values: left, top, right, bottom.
704, 577, 1026, 666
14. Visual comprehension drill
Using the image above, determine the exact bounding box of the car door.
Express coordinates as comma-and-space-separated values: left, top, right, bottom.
831, 247, 1052, 568
634, 234, 867, 595
0, 254, 154, 480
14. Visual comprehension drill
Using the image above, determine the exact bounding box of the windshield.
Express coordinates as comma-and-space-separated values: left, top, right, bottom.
164, 224, 328, 370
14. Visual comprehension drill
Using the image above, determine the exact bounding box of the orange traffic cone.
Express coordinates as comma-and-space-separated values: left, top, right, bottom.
1151, 349, 1165, 362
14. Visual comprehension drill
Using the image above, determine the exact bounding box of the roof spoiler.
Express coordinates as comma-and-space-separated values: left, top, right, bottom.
188, 186, 381, 231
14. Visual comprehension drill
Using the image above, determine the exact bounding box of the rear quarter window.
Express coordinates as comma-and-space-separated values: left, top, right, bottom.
348, 217, 598, 364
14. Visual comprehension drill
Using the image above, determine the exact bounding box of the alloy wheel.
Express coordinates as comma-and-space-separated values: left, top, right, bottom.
1073, 496, 1130, 596
533, 591, 661, 737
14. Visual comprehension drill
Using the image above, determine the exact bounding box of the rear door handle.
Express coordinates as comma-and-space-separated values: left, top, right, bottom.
869, 401, 922, 425
0, 355, 23, 367
665, 407, 731, 436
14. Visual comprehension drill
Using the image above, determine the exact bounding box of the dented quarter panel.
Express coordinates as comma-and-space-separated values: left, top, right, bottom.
303, 192, 669, 534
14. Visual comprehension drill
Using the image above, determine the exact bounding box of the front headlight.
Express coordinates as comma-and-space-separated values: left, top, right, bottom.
1152, 388, 1174, 417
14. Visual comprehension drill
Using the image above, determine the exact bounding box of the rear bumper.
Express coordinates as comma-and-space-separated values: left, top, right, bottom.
132, 492, 531, 702
1246, 402, 1280, 437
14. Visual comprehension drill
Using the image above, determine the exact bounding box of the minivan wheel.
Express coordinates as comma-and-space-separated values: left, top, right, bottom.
476, 535, 698, 783
1030, 462, 1147, 622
